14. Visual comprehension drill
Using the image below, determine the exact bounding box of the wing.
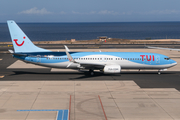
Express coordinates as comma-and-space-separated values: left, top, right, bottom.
79, 62, 105, 69
64, 45, 105, 69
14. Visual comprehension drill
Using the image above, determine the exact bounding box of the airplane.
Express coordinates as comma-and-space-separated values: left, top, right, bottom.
7, 20, 177, 75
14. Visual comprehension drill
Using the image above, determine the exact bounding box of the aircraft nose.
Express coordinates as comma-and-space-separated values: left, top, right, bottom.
172, 60, 177, 66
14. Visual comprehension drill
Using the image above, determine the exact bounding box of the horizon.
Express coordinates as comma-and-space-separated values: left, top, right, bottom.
1, 21, 180, 24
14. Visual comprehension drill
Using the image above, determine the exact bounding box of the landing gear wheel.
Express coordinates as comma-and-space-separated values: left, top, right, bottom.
90, 71, 94, 76
89, 69, 94, 76
158, 71, 161, 75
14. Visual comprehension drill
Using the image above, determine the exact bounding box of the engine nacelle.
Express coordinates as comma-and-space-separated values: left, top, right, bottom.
103, 64, 121, 74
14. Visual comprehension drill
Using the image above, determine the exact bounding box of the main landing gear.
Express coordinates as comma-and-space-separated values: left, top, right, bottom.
89, 69, 94, 76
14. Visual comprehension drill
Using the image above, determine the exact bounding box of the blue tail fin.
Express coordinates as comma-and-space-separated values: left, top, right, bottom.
7, 20, 50, 53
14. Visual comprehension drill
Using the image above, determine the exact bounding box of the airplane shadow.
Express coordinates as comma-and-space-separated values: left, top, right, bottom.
6, 70, 121, 80
3, 70, 177, 81
9, 70, 175, 76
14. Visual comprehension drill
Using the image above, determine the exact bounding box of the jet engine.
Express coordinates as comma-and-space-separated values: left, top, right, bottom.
103, 64, 121, 74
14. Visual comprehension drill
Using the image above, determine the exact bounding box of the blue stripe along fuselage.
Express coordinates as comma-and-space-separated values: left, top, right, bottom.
13, 51, 176, 66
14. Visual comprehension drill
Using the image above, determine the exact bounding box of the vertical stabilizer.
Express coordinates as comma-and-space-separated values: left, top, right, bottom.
7, 20, 50, 53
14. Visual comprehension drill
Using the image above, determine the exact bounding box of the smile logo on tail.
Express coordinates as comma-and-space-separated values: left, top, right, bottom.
14, 37, 25, 46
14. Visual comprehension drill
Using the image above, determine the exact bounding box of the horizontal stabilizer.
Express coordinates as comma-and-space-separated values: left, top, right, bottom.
8, 50, 14, 53
13, 53, 27, 57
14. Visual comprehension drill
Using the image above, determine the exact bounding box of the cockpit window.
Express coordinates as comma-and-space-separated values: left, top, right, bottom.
164, 58, 170, 60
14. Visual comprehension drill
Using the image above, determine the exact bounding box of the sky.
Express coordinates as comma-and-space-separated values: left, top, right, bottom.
1, 0, 180, 23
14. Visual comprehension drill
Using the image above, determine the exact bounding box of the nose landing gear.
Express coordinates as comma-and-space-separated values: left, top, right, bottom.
158, 69, 167, 74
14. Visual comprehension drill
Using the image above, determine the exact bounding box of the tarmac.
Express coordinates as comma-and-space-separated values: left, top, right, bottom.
0, 48, 180, 120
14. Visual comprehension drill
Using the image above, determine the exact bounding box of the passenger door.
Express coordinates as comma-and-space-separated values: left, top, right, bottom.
36, 55, 41, 63
156, 55, 160, 64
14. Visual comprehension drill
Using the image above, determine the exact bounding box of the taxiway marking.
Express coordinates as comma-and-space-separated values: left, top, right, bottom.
17, 109, 69, 120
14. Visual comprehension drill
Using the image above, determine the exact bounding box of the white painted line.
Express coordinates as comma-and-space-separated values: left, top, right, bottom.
56, 111, 59, 120
0, 59, 2, 60
67, 110, 69, 120
62, 110, 64, 120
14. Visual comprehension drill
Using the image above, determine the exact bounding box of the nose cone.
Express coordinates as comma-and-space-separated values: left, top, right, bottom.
171, 60, 177, 66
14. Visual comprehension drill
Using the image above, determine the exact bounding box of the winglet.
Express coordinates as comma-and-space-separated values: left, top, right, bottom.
64, 45, 77, 68
64, 45, 70, 52
64, 45, 74, 62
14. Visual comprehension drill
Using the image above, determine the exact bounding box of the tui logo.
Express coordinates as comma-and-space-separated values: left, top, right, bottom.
140, 55, 155, 61
13, 37, 25, 46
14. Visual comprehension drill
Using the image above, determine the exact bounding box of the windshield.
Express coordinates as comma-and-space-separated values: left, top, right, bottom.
164, 57, 170, 60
